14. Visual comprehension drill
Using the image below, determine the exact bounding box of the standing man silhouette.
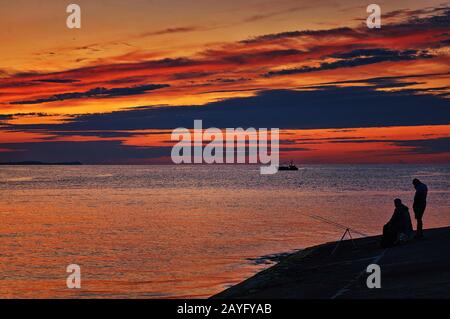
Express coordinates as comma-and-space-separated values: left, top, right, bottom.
413, 178, 428, 239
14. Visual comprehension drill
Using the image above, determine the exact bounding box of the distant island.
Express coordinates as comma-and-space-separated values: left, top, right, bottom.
0, 161, 82, 165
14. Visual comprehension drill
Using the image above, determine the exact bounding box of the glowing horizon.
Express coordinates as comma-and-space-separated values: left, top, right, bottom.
0, 0, 449, 163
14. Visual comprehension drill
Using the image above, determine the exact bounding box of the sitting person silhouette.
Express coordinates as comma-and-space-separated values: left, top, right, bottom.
381, 199, 414, 248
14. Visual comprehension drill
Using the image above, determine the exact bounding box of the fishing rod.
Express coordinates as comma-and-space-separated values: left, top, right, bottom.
310, 215, 369, 255
310, 215, 368, 237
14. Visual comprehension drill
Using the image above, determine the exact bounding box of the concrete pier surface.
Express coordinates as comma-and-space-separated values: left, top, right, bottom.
213, 226, 450, 299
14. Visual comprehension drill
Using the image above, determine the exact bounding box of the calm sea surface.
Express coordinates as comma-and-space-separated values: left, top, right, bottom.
0, 165, 449, 298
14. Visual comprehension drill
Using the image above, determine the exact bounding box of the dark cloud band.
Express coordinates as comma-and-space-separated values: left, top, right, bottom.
10, 84, 170, 105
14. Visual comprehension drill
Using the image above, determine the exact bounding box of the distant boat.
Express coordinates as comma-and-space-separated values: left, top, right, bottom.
278, 162, 299, 171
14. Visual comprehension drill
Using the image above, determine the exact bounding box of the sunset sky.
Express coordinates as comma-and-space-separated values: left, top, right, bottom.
0, 0, 449, 164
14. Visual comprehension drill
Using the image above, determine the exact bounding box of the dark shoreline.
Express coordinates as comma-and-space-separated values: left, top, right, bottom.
0, 161, 82, 166
213, 226, 450, 299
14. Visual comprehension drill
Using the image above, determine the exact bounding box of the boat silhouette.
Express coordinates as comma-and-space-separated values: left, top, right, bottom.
278, 161, 299, 171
